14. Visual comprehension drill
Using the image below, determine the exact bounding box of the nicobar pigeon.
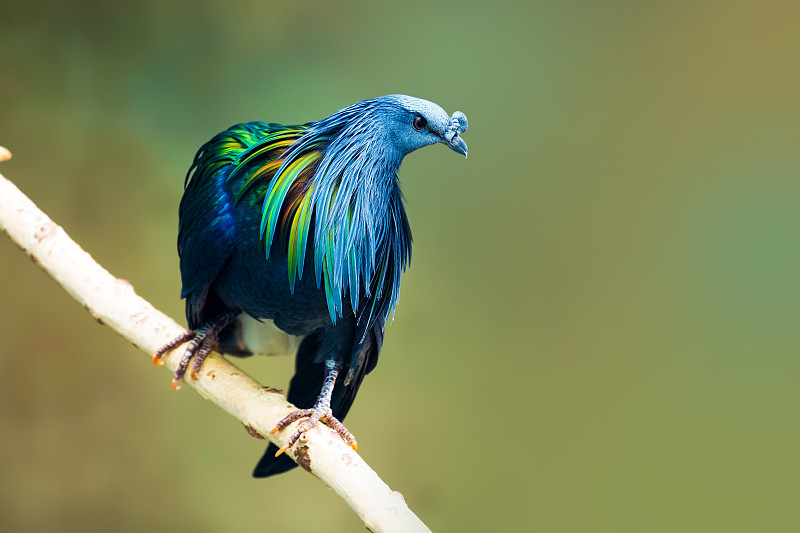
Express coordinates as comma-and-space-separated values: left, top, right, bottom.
154, 95, 468, 477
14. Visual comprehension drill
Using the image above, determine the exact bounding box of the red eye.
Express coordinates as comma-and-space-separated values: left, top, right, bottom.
413, 114, 427, 130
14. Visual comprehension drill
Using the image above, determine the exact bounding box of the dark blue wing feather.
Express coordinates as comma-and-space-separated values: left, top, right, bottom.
178, 122, 288, 328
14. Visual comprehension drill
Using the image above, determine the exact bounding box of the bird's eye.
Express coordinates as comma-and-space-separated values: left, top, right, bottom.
413, 114, 427, 131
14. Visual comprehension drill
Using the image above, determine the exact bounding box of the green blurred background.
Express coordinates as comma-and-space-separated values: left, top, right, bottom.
1, 1, 799, 531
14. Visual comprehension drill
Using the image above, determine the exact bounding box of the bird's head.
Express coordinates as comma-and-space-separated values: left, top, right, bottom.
377, 95, 469, 158
312, 95, 469, 164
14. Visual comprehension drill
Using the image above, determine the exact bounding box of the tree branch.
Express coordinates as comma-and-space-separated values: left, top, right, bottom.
0, 164, 431, 533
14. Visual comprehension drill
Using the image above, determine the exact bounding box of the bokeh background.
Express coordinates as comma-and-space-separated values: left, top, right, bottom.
2, 1, 799, 531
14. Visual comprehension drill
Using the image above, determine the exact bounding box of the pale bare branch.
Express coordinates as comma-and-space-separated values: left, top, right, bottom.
0, 168, 430, 533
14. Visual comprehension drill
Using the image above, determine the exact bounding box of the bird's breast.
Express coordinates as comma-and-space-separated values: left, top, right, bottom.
223, 313, 301, 357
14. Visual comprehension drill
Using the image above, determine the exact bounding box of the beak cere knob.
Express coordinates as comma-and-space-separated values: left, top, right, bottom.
452, 111, 468, 134
444, 111, 469, 157
444, 111, 469, 142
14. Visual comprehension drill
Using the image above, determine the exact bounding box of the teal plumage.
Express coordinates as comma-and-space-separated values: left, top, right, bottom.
159, 95, 468, 477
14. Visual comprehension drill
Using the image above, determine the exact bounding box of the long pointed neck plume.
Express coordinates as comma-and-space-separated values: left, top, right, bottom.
236, 98, 414, 333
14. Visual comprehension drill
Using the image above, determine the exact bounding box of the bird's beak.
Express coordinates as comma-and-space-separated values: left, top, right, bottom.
445, 135, 468, 157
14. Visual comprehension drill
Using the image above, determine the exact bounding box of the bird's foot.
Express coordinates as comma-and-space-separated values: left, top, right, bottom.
152, 312, 236, 390
152, 330, 196, 366
270, 359, 356, 456
270, 408, 358, 457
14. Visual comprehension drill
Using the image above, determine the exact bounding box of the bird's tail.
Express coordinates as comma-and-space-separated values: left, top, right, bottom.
252, 327, 380, 478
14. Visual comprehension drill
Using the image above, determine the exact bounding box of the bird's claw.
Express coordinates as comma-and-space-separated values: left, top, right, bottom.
271, 409, 357, 457
152, 312, 236, 389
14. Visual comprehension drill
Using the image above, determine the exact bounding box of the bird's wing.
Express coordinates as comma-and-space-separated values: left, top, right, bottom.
178, 121, 306, 327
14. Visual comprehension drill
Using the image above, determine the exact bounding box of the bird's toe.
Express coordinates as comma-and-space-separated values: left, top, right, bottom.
270, 408, 357, 457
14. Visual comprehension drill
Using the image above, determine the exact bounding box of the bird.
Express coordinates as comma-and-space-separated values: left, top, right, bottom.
154, 95, 468, 477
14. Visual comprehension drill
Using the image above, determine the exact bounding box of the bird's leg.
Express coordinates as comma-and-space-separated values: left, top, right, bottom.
271, 360, 358, 456
152, 311, 237, 390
